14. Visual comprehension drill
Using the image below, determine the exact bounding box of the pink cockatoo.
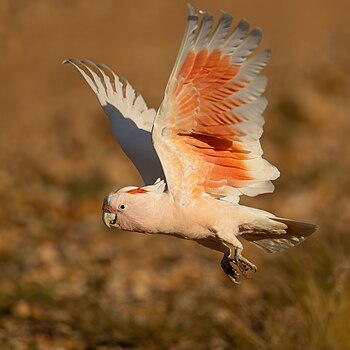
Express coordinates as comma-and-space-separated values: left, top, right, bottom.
65, 4, 318, 283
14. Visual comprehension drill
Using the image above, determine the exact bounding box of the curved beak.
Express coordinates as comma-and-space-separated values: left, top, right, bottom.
103, 212, 117, 228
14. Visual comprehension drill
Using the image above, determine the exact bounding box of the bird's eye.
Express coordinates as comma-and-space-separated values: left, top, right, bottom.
119, 204, 126, 210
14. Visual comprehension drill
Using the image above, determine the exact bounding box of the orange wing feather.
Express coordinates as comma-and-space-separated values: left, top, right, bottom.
153, 5, 279, 204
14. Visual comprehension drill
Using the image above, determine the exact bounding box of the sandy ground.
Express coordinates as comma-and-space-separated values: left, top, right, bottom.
0, 1, 349, 349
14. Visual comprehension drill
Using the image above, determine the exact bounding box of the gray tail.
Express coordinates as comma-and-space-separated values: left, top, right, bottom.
242, 217, 319, 253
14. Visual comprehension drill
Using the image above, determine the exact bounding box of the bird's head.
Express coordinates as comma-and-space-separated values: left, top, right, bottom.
102, 180, 166, 232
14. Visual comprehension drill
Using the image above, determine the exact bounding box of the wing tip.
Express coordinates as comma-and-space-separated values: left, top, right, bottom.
238, 18, 250, 30
253, 26, 263, 35
219, 10, 233, 19
271, 217, 319, 236
62, 58, 79, 66
187, 3, 197, 18
265, 48, 272, 60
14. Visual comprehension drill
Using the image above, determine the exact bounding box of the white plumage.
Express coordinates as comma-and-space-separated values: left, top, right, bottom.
63, 59, 164, 185
65, 4, 317, 284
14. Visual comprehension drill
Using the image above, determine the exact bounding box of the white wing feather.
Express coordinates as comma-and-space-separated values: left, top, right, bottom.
64, 59, 164, 185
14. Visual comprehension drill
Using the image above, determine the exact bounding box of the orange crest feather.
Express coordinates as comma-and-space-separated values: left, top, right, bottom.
127, 188, 148, 194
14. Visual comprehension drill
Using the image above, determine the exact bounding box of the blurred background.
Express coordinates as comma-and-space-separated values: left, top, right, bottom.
0, 0, 349, 349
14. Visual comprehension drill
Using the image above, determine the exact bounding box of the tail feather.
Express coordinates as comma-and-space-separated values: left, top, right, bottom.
271, 217, 318, 237
242, 217, 318, 253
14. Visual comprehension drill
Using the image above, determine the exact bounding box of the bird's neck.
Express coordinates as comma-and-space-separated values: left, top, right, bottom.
125, 192, 178, 235
146, 192, 177, 233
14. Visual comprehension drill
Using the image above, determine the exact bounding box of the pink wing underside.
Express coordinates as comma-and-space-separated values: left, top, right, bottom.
153, 6, 279, 204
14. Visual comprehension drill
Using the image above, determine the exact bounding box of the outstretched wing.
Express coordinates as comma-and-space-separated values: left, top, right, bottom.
64, 59, 164, 185
152, 5, 279, 204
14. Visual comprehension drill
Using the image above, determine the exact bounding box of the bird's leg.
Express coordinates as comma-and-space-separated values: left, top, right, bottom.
195, 238, 241, 284
231, 245, 257, 279
221, 249, 240, 284
220, 236, 257, 281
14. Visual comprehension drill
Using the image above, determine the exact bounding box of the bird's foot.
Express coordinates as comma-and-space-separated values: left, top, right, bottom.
221, 252, 240, 284
232, 248, 257, 279
221, 247, 257, 284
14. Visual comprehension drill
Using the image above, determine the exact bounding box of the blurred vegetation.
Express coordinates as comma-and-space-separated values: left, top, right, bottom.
0, 0, 349, 349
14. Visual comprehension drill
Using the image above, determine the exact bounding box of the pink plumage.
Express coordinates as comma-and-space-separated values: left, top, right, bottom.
65, 4, 318, 284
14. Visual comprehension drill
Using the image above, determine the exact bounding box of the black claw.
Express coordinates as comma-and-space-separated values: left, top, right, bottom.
232, 256, 257, 279
228, 275, 240, 284
221, 259, 240, 284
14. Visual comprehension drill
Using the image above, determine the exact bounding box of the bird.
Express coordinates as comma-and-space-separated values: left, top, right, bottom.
64, 4, 318, 283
